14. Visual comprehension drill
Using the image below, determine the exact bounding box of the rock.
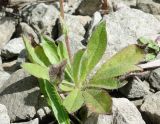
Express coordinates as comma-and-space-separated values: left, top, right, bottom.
59, 14, 91, 37
85, 98, 145, 124
56, 33, 85, 56
149, 68, 160, 90
22, 3, 59, 38
136, 0, 160, 15
113, 0, 137, 7
0, 104, 10, 124
2, 60, 18, 73
86, 11, 102, 40
1, 38, 25, 59
0, 69, 40, 122
0, 17, 16, 48
102, 8, 160, 59
16, 50, 27, 67
76, 0, 101, 16
119, 77, 151, 98
19, 23, 39, 43
0, 70, 10, 89
11, 118, 39, 124
0, 55, 3, 70
140, 91, 160, 124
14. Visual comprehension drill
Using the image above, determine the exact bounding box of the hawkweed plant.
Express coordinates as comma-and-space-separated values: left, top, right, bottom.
21, 1, 145, 124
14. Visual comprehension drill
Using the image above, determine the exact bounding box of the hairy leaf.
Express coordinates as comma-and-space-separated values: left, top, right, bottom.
83, 89, 112, 114
41, 36, 59, 64
63, 89, 84, 113
72, 49, 85, 85
90, 45, 144, 89
59, 80, 75, 92
79, 21, 107, 83
21, 63, 49, 80
23, 35, 47, 67
88, 78, 120, 90
57, 41, 72, 80
44, 80, 70, 124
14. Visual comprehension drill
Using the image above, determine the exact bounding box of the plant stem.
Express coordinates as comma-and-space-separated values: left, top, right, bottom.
59, 0, 72, 62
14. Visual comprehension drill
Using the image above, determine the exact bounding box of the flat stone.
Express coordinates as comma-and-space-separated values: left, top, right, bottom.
11, 118, 39, 124
0, 17, 16, 48
0, 104, 10, 124
137, 0, 160, 15
0, 69, 40, 122
1, 38, 25, 59
76, 0, 101, 16
22, 3, 59, 37
85, 98, 145, 124
149, 68, 160, 90
102, 8, 160, 60
140, 91, 160, 124
119, 77, 151, 98
0, 70, 10, 89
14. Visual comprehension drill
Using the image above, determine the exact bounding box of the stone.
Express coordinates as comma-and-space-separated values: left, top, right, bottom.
86, 11, 102, 40
11, 118, 39, 124
0, 69, 40, 122
102, 8, 160, 60
76, 0, 101, 16
2, 60, 18, 73
149, 68, 160, 90
1, 38, 25, 59
0, 70, 10, 89
85, 98, 145, 124
56, 33, 85, 56
113, 0, 137, 7
136, 0, 160, 15
22, 3, 59, 37
140, 91, 160, 124
59, 14, 91, 37
19, 23, 39, 43
0, 104, 10, 124
119, 77, 151, 98
0, 17, 16, 48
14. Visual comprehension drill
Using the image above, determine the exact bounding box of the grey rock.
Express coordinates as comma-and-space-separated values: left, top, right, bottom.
0, 70, 10, 89
0, 69, 40, 122
0, 17, 16, 48
149, 68, 160, 90
56, 33, 85, 56
76, 0, 101, 16
113, 0, 137, 7
86, 12, 102, 40
120, 77, 151, 98
102, 8, 160, 60
16, 50, 27, 67
137, 0, 160, 15
11, 118, 39, 124
140, 91, 160, 124
22, 3, 59, 37
0, 104, 10, 124
2, 60, 18, 73
19, 23, 39, 43
59, 14, 91, 37
1, 38, 25, 59
85, 98, 145, 124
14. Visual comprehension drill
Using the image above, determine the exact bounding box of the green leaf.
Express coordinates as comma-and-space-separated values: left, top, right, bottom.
44, 80, 70, 124
34, 46, 51, 66
72, 49, 85, 85
145, 53, 156, 61
63, 89, 84, 113
41, 36, 59, 64
83, 89, 112, 114
59, 80, 75, 92
88, 78, 120, 90
57, 41, 72, 81
22, 35, 47, 67
79, 21, 107, 83
21, 63, 49, 80
90, 45, 144, 89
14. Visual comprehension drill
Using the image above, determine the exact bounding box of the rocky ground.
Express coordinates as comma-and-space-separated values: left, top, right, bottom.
0, 0, 160, 124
